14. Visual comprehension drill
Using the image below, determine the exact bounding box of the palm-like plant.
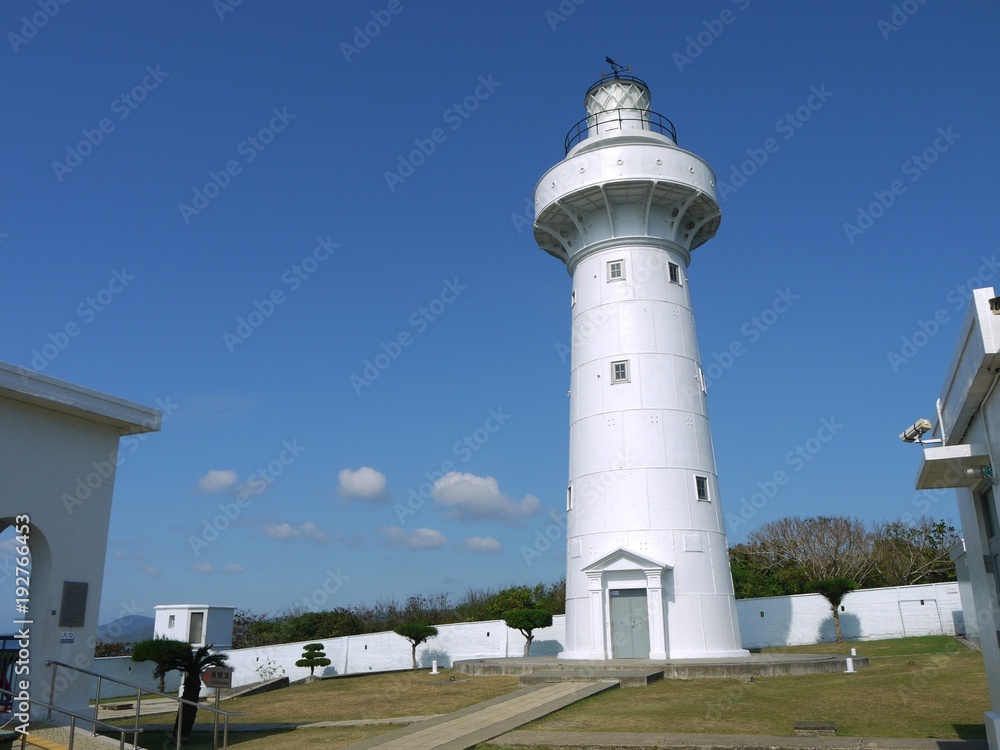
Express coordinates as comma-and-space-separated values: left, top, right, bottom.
807, 577, 858, 643
132, 638, 229, 741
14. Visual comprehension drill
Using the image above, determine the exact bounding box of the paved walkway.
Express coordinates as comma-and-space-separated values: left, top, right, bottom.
338, 680, 616, 750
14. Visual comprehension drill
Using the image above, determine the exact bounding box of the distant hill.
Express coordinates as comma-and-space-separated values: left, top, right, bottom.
97, 615, 154, 644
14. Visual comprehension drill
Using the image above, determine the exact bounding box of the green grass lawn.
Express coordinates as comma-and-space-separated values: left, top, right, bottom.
511, 636, 988, 739
104, 669, 520, 727
760, 634, 967, 657
125, 725, 392, 749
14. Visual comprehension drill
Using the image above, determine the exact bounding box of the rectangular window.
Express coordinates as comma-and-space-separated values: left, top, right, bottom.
695, 476, 709, 501
607, 260, 624, 281
168, 615, 175, 628
571, 290, 576, 307
668, 262, 681, 285
612, 360, 629, 383
567, 485, 573, 511
189, 611, 205, 644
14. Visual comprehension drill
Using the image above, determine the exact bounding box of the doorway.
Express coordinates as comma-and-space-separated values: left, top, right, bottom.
609, 588, 650, 659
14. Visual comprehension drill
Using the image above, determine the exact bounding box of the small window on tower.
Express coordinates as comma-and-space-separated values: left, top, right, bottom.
668, 262, 681, 285
567, 485, 573, 511
571, 290, 576, 307
607, 260, 625, 281
611, 360, 629, 383
695, 476, 710, 501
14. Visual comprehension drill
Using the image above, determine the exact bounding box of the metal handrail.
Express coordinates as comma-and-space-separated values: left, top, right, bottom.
46, 659, 244, 750
564, 108, 677, 153
0, 685, 142, 750
584, 73, 650, 99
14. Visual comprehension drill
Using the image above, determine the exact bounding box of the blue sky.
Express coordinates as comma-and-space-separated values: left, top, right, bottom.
1, 1, 997, 625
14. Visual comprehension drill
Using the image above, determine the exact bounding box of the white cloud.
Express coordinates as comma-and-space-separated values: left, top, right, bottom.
140, 565, 161, 576
300, 521, 329, 544
190, 563, 214, 574
263, 523, 300, 540
197, 469, 238, 493
432, 473, 541, 524
338, 466, 388, 501
464, 536, 503, 553
263, 521, 328, 544
376, 526, 447, 550
223, 564, 244, 574
236, 479, 269, 498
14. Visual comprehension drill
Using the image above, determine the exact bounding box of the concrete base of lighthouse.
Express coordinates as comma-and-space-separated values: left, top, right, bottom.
558, 547, 749, 661
454, 653, 868, 682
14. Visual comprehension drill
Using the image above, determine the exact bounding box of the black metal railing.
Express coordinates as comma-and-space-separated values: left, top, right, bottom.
564, 108, 677, 153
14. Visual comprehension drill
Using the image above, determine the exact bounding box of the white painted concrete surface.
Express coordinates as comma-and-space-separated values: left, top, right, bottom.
0, 362, 159, 720
534, 73, 744, 660
735, 582, 963, 648
911, 287, 1000, 749
153, 605, 235, 649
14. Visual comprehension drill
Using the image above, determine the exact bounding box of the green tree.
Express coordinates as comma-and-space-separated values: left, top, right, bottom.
732, 515, 957, 596
807, 577, 858, 643
295, 643, 331, 677
502, 609, 553, 656
130, 637, 179, 691
132, 638, 229, 742
870, 518, 959, 587
94, 641, 132, 658
231, 609, 271, 649
729, 544, 809, 599
393, 624, 438, 669
485, 585, 535, 619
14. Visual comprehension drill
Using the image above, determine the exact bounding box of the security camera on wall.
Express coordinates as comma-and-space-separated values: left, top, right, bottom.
899, 418, 933, 443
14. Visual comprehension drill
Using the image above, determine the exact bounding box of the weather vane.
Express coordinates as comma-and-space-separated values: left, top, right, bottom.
604, 56, 630, 79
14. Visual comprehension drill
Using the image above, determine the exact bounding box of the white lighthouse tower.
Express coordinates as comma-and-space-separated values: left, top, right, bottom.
534, 67, 747, 660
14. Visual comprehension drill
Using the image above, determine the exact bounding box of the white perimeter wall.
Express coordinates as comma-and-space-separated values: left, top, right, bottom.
90, 581, 965, 696
736, 582, 964, 649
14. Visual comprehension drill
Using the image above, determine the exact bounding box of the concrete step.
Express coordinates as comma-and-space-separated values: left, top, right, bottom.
519, 670, 664, 687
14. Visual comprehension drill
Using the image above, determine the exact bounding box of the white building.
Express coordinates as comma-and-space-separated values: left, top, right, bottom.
911, 287, 1000, 748
154, 605, 235, 650
949, 540, 979, 643
533, 71, 746, 660
0, 362, 159, 718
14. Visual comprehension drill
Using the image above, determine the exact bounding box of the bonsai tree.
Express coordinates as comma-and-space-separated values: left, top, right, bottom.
132, 638, 229, 742
807, 577, 858, 643
393, 624, 438, 669
131, 637, 181, 692
295, 642, 331, 677
502, 609, 553, 656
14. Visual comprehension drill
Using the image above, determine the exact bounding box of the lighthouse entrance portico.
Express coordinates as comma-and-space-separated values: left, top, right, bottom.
582, 548, 669, 660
